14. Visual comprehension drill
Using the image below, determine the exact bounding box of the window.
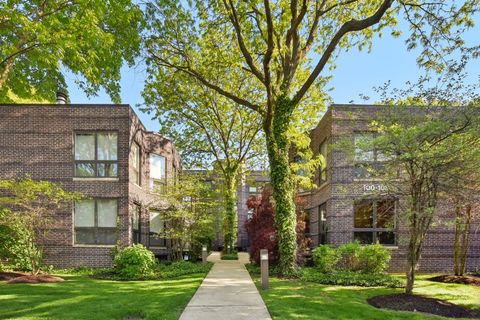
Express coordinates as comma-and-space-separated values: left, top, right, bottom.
149, 210, 166, 247
353, 199, 396, 245
132, 142, 141, 185
150, 154, 166, 192
354, 132, 387, 179
249, 186, 257, 193
74, 199, 118, 245
75, 132, 118, 177
294, 156, 308, 177
319, 203, 327, 245
318, 140, 327, 185
132, 204, 141, 244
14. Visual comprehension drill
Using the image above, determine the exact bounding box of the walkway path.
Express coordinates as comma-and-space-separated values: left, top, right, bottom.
179, 252, 272, 320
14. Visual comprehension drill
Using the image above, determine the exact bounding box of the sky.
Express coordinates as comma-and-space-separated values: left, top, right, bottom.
64, 19, 480, 133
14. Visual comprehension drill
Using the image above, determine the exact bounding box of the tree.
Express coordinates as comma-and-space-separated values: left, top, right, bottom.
142, 70, 265, 253
151, 173, 216, 261
144, 0, 479, 275
245, 186, 310, 266
0, 177, 80, 274
0, 0, 144, 103
361, 104, 480, 294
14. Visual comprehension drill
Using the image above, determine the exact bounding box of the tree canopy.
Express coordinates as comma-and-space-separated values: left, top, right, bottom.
0, 0, 144, 103
144, 0, 480, 275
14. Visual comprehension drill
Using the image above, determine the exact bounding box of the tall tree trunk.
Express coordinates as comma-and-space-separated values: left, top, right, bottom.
405, 237, 419, 295
265, 96, 298, 276
454, 203, 472, 276
222, 171, 237, 253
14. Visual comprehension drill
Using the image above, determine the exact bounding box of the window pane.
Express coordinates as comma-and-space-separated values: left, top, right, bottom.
354, 200, 373, 228
354, 133, 374, 161
97, 163, 118, 177
97, 229, 117, 245
149, 210, 163, 234
377, 199, 395, 228
377, 232, 396, 245
98, 199, 117, 227
75, 134, 95, 160
132, 143, 140, 170
133, 205, 140, 231
354, 232, 373, 244
75, 163, 96, 177
97, 133, 118, 160
75, 229, 96, 244
75, 200, 95, 227
150, 154, 166, 179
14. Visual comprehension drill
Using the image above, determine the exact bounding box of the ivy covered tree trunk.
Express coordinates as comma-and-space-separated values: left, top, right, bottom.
265, 96, 298, 276
222, 171, 238, 254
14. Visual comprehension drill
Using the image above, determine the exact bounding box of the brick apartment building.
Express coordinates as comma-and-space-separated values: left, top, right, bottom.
0, 102, 180, 267
305, 104, 480, 272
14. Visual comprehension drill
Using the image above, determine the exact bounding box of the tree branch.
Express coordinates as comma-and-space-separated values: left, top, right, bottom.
292, 0, 394, 106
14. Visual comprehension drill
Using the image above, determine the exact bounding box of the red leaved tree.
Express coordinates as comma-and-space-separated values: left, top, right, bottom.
245, 187, 310, 266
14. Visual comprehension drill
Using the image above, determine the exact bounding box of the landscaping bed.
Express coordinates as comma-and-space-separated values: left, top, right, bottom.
368, 294, 480, 318
428, 274, 480, 286
0, 271, 64, 284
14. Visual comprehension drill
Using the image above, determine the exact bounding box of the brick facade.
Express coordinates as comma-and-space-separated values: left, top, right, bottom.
0, 104, 180, 268
305, 104, 480, 272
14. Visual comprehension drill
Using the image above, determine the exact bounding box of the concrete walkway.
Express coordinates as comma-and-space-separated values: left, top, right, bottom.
179, 252, 272, 320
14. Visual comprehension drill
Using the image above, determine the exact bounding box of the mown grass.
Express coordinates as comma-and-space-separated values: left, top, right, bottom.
250, 274, 480, 320
0, 272, 208, 320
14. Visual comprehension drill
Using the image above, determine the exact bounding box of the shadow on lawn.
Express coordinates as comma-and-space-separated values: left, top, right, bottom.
0, 274, 205, 320
257, 278, 480, 320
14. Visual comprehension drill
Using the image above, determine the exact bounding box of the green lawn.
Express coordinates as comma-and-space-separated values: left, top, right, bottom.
0, 273, 206, 320
252, 274, 480, 320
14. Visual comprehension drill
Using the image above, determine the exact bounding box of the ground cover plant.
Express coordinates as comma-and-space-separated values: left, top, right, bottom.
0, 272, 208, 320
221, 251, 239, 260
93, 260, 213, 281
249, 273, 480, 320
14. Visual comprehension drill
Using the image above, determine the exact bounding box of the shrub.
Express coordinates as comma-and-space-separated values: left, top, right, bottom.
337, 241, 362, 271
301, 268, 403, 288
221, 252, 239, 260
358, 243, 391, 274
312, 245, 339, 273
114, 244, 156, 279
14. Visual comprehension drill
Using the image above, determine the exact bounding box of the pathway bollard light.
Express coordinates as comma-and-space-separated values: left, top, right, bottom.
202, 245, 208, 264
260, 249, 269, 290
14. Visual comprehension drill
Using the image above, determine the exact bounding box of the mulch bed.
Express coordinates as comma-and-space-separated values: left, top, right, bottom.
428, 274, 480, 286
368, 294, 480, 318
0, 272, 64, 284
0, 272, 28, 281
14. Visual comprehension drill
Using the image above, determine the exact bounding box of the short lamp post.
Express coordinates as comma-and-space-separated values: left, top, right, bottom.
260, 249, 269, 290
202, 245, 208, 264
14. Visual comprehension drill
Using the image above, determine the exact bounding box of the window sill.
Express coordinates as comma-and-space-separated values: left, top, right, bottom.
149, 246, 167, 250
73, 177, 119, 182
73, 244, 115, 248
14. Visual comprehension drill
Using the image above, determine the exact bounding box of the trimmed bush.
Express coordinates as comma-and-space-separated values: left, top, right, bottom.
358, 243, 391, 274
337, 241, 362, 271
221, 252, 239, 260
114, 244, 156, 279
312, 245, 339, 273
301, 268, 403, 288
